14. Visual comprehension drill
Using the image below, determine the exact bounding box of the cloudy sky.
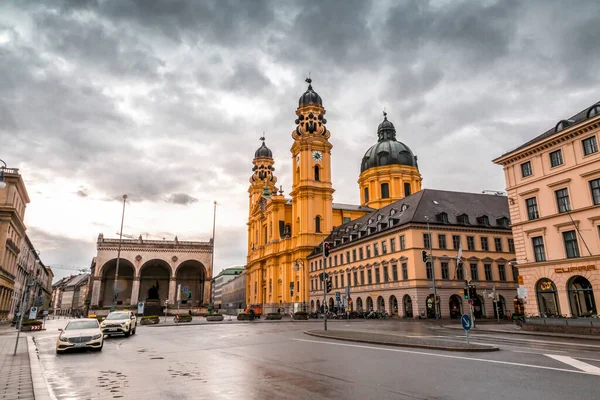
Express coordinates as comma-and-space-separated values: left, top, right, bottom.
2, 0, 599, 281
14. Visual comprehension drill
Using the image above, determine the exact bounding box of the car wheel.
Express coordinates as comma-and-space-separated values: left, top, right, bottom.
125, 327, 131, 337
97, 341, 103, 351
132, 326, 136, 335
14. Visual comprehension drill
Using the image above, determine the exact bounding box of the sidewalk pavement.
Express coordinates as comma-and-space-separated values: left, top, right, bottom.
0, 324, 34, 400
441, 324, 600, 340
142, 314, 365, 327
304, 329, 499, 352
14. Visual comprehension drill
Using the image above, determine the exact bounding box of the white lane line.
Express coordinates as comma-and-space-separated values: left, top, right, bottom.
545, 355, 600, 374
292, 338, 600, 376
511, 349, 567, 355
471, 334, 600, 349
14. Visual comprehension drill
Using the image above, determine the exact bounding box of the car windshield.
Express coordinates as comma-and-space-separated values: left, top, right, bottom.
65, 321, 98, 330
106, 312, 130, 320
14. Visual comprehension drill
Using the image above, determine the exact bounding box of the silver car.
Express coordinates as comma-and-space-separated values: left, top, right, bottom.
56, 318, 104, 354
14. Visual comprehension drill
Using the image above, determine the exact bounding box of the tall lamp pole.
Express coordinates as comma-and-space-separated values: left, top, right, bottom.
14, 250, 40, 356
0, 158, 7, 190
425, 217, 439, 319
114, 194, 127, 305
294, 259, 305, 312
209, 200, 217, 305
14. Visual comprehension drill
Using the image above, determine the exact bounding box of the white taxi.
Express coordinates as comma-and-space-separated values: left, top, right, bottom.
56, 318, 104, 354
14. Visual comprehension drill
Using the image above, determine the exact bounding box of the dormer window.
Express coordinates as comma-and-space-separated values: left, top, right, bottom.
477, 215, 490, 226
496, 217, 510, 227
555, 119, 574, 133
436, 212, 448, 224
457, 214, 469, 225
588, 104, 600, 119
390, 209, 397, 216
368, 218, 373, 225
377, 214, 383, 221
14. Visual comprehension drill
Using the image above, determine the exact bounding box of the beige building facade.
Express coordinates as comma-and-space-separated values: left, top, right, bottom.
494, 101, 600, 317
308, 189, 518, 319
89, 234, 213, 314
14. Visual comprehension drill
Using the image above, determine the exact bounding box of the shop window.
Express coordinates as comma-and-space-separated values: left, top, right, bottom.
536, 278, 560, 317
568, 276, 597, 317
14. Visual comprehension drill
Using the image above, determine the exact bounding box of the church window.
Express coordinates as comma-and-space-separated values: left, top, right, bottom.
381, 183, 390, 199
404, 183, 411, 196
364, 187, 369, 203
315, 216, 321, 233
314, 166, 320, 181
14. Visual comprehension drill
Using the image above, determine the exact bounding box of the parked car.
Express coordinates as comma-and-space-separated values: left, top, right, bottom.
100, 311, 137, 337
56, 318, 104, 354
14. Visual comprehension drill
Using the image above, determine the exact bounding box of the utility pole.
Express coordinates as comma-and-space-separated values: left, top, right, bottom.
322, 237, 328, 332
425, 217, 439, 319
210, 200, 217, 305
114, 194, 127, 305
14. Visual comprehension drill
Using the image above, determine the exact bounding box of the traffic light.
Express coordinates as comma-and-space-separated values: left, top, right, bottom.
320, 272, 328, 282
463, 287, 469, 300
326, 279, 332, 293
422, 250, 428, 263
324, 242, 331, 257
468, 285, 477, 300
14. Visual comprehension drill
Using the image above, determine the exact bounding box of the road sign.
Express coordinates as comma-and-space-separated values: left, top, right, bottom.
468, 299, 474, 305
461, 314, 472, 331
29, 307, 38, 320
137, 302, 145, 315
335, 292, 340, 302
517, 286, 528, 299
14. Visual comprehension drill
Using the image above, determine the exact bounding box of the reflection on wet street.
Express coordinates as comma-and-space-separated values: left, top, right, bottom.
32, 318, 599, 400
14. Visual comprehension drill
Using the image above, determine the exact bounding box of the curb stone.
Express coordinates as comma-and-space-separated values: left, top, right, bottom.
440, 325, 600, 340
27, 336, 57, 400
304, 330, 500, 352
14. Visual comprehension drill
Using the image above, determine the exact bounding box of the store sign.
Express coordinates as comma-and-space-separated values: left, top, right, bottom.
554, 265, 596, 274
517, 275, 524, 285
539, 281, 554, 291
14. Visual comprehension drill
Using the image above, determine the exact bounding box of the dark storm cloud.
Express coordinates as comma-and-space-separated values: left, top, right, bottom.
166, 193, 198, 205
4, 0, 600, 272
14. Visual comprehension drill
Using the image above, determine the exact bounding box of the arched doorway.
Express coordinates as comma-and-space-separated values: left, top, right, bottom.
366, 297, 373, 311
310, 300, 315, 311
536, 278, 560, 317
389, 295, 398, 315
568, 276, 597, 317
316, 299, 321, 312
377, 296, 385, 312
449, 295, 462, 319
356, 297, 363, 312
493, 295, 506, 319
175, 260, 207, 307
403, 295, 413, 318
328, 298, 334, 312
140, 259, 172, 303
473, 295, 484, 318
426, 294, 436, 318
99, 259, 135, 306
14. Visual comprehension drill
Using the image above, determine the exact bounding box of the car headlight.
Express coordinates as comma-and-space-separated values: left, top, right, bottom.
59, 334, 68, 342
92, 334, 102, 340
121, 322, 128, 327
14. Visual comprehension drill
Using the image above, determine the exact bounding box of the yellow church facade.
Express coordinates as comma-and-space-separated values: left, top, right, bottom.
245, 79, 422, 313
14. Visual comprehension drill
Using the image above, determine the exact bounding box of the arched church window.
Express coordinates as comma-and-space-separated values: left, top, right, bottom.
314, 165, 320, 181
316, 216, 321, 233
381, 183, 390, 199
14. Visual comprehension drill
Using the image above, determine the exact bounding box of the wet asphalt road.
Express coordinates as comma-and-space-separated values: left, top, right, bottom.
31, 319, 600, 400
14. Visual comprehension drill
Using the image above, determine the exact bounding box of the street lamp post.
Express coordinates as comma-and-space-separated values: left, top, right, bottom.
209, 200, 217, 306
114, 194, 127, 305
294, 259, 305, 312
425, 216, 439, 320
0, 159, 7, 190
14, 249, 40, 356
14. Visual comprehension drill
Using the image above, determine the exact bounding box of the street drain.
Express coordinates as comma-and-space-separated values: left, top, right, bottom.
150, 357, 164, 360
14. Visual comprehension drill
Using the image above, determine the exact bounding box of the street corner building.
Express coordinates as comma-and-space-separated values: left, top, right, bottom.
88, 234, 213, 316
493, 101, 600, 319
245, 78, 518, 318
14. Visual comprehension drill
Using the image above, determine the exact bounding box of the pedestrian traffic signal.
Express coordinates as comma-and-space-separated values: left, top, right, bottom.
326, 279, 332, 293
422, 250, 428, 263
324, 242, 331, 257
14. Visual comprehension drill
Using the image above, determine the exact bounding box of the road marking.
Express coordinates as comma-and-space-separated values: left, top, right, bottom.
511, 349, 567, 355
545, 355, 600, 374
470, 334, 600, 349
292, 338, 600, 376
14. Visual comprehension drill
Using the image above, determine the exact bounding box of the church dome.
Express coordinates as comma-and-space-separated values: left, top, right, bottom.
361, 113, 418, 173
254, 137, 272, 158
298, 78, 322, 106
